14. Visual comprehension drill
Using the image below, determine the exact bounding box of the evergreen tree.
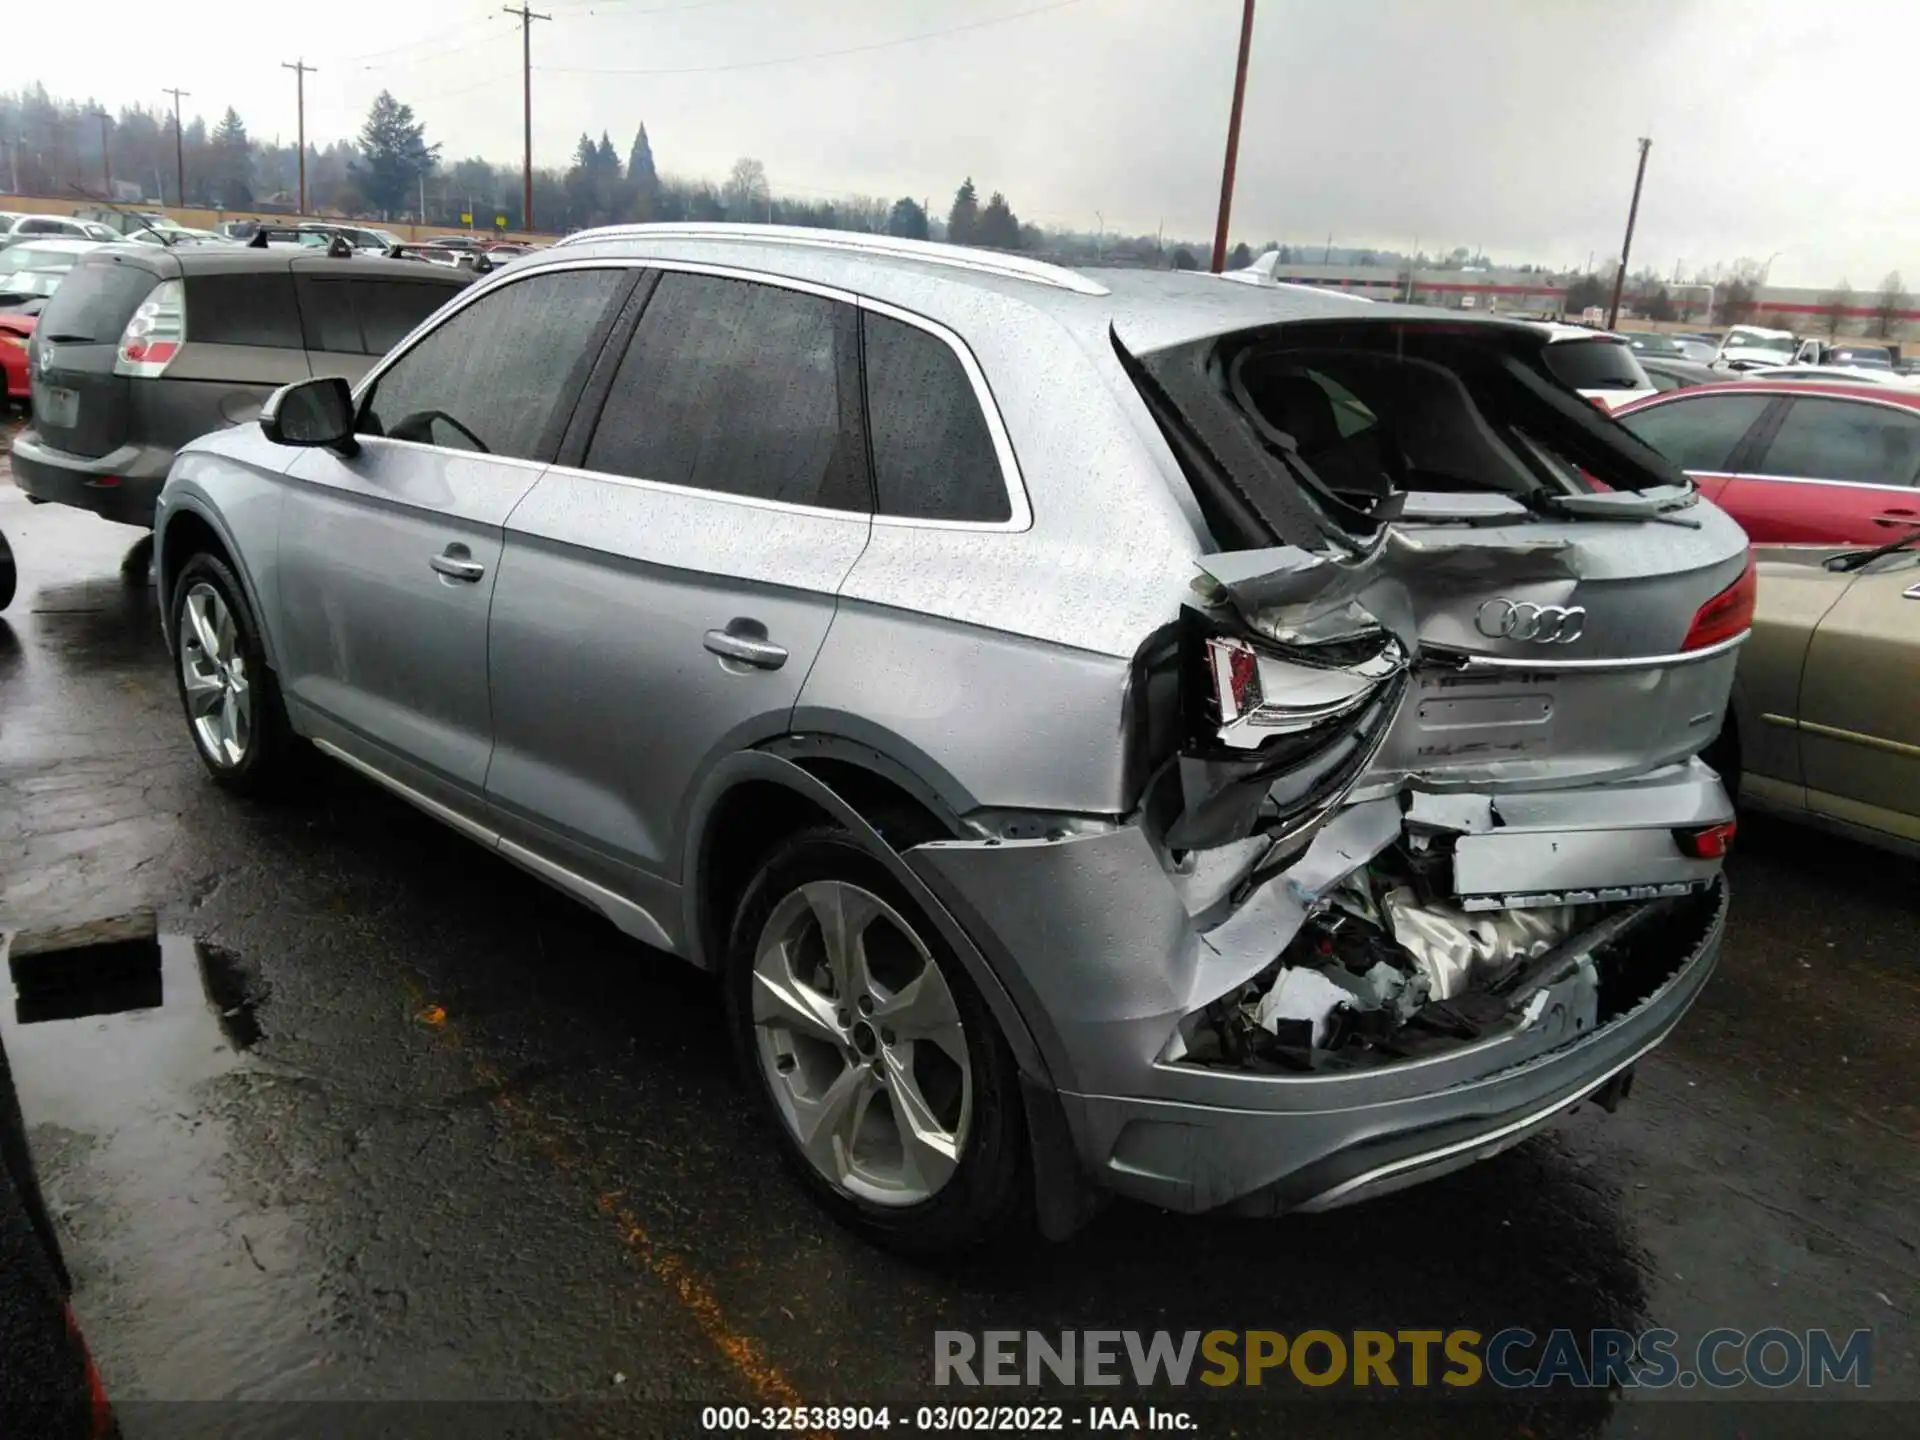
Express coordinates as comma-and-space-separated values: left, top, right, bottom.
947, 178, 980, 245
977, 191, 1019, 249
886, 197, 929, 240
354, 90, 440, 218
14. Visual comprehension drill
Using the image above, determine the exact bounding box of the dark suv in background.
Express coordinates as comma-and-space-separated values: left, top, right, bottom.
10, 243, 469, 527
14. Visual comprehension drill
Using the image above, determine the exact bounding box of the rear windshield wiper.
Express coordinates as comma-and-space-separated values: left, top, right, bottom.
1830, 527, 1919, 573
40, 333, 96, 344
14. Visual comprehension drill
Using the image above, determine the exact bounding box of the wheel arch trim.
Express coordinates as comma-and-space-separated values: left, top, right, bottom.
156, 497, 281, 672
680, 749, 1052, 1088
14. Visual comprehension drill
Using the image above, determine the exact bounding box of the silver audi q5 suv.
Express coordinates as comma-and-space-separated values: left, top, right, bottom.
154, 225, 1748, 1252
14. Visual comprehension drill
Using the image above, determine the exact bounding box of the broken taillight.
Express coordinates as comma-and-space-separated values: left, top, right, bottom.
1681, 555, 1756, 651
1674, 820, 1737, 859
1205, 635, 1263, 724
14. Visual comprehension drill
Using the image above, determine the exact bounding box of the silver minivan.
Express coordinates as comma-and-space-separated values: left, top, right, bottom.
153, 225, 1749, 1252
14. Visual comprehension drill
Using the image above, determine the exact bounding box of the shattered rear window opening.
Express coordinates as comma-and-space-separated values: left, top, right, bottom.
1127, 318, 1693, 552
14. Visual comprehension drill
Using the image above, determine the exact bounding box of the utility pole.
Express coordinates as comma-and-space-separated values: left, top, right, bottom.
503, 4, 551, 230
162, 88, 189, 210
91, 109, 112, 198
281, 61, 315, 214
1605, 137, 1652, 331
1209, 0, 1256, 273
1323, 231, 1333, 264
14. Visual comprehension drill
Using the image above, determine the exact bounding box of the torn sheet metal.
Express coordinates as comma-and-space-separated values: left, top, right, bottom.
1186, 797, 1403, 1007
1380, 887, 1576, 1001
1193, 525, 1583, 659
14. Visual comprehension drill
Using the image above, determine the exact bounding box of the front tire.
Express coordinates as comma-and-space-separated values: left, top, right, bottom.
724, 826, 1030, 1255
169, 552, 297, 795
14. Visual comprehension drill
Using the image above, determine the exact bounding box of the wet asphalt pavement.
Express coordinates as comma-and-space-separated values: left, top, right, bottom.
0, 434, 1914, 1438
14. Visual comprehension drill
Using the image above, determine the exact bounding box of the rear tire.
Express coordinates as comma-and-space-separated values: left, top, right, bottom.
723, 826, 1030, 1255
169, 552, 298, 796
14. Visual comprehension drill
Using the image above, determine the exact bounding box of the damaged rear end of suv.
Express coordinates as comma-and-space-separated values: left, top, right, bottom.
906, 294, 1748, 1223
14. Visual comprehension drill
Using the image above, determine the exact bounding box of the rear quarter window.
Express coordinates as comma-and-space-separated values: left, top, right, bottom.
33, 257, 158, 341
862, 311, 1010, 523
184, 272, 303, 349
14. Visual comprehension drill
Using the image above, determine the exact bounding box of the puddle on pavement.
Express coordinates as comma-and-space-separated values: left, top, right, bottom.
1, 913, 330, 1401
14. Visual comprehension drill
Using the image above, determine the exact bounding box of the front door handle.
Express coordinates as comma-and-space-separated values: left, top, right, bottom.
1872, 510, 1919, 528
1903, 583, 1920, 601
704, 626, 788, 670
430, 544, 486, 583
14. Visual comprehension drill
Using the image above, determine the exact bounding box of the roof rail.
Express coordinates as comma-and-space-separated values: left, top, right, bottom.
550, 222, 1109, 296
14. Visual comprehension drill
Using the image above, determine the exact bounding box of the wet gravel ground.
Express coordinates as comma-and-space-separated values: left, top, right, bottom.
1, 436, 1914, 1437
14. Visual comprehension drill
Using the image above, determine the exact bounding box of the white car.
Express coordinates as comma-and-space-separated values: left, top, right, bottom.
1532, 323, 1657, 410
1741, 365, 1920, 388
1714, 324, 1798, 371
1, 213, 119, 247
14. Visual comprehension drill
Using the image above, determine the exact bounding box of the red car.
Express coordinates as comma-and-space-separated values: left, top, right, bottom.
1, 311, 32, 405
1615, 380, 1920, 544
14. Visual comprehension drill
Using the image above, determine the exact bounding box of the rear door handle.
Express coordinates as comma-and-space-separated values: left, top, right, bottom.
430, 544, 486, 583
704, 627, 788, 670
1872, 510, 1919, 528
1903, 583, 1920, 601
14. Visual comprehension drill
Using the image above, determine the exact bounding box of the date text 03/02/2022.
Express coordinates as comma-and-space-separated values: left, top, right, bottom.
700, 1406, 1194, 1431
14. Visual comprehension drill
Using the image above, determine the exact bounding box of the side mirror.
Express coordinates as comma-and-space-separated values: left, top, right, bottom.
261, 376, 358, 455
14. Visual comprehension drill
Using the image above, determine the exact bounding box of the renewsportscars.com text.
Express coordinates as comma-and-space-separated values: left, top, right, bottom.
934, 1328, 1873, 1391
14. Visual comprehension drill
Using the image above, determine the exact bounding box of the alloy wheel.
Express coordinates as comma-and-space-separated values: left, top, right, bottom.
179, 582, 252, 768
751, 880, 973, 1206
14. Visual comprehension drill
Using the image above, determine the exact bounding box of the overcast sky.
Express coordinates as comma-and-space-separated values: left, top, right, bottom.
8, 0, 1916, 286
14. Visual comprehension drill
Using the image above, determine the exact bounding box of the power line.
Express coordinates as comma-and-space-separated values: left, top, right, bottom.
359, 27, 518, 73
328, 13, 503, 67
535, 0, 1088, 76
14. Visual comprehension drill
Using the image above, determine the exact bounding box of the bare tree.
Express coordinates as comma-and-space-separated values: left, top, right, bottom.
1818, 281, 1855, 338
722, 156, 769, 222
1872, 270, 1910, 339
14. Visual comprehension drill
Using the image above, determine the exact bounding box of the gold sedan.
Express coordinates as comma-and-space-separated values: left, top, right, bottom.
1716, 533, 1920, 857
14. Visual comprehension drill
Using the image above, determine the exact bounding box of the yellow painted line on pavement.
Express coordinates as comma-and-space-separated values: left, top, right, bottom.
401, 980, 822, 1426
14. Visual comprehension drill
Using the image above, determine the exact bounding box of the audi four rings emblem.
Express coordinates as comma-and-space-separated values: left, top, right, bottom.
1475, 598, 1587, 644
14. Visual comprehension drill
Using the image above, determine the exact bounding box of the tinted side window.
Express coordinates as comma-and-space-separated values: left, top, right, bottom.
185, 272, 303, 348
296, 278, 361, 353
34, 257, 158, 341
1617, 394, 1775, 471
863, 312, 1009, 523
584, 272, 867, 512
1757, 398, 1920, 487
353, 279, 459, 354
359, 267, 626, 461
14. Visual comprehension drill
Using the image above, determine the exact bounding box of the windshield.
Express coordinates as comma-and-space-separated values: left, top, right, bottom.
1625, 332, 1681, 355
1725, 328, 1796, 353
1832, 347, 1892, 368
1543, 338, 1651, 390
